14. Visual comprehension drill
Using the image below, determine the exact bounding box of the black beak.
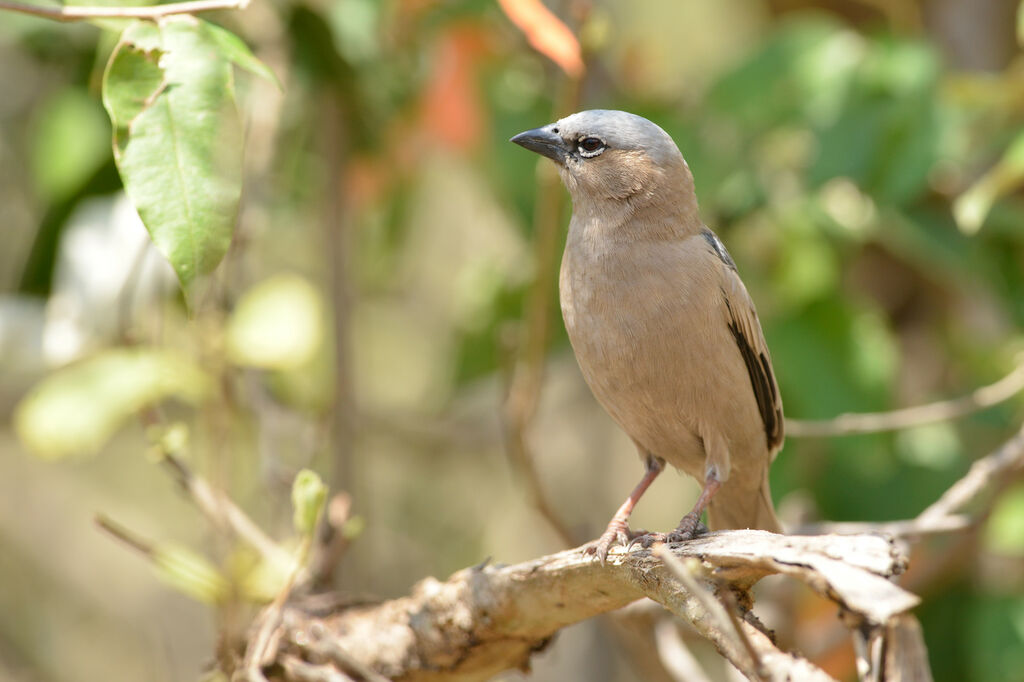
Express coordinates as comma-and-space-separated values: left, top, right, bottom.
510, 126, 568, 165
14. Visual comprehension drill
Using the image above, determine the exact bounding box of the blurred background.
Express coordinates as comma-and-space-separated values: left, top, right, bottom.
2, 0, 1024, 680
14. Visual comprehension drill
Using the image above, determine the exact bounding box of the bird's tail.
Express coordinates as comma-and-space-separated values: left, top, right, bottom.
706, 471, 782, 534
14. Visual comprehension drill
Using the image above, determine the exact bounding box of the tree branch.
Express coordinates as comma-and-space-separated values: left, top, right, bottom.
652, 618, 713, 682
0, 0, 249, 22
786, 359, 1024, 437
917, 420, 1024, 523
243, 531, 917, 681
236, 419, 1024, 681
161, 450, 294, 574
652, 545, 770, 681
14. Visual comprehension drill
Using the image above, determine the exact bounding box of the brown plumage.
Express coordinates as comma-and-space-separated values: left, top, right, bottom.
512, 110, 784, 562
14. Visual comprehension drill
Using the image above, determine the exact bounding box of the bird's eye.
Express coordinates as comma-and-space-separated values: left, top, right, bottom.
577, 136, 606, 157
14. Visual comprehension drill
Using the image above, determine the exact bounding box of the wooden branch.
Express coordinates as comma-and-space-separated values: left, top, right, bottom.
234, 414, 1024, 681
787, 359, 1024, 437
243, 531, 918, 681
918, 421, 1024, 523
0, 0, 249, 22
652, 619, 713, 682
652, 545, 776, 681
161, 451, 295, 575
796, 515, 972, 538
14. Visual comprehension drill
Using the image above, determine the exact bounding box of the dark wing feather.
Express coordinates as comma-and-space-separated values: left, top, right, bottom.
704, 229, 784, 451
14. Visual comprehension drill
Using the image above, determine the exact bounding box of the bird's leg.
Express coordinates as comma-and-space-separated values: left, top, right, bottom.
634, 468, 721, 548
672, 470, 720, 537
586, 456, 664, 564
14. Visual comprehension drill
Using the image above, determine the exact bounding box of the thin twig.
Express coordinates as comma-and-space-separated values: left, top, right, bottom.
720, 588, 766, 680
242, 532, 315, 680
796, 515, 972, 538
240, 608, 278, 682
309, 493, 355, 589
917, 421, 1024, 523
137, 407, 294, 573
798, 423, 1024, 544
279, 656, 354, 682
653, 545, 765, 681
604, 608, 689, 682
851, 628, 875, 682
787, 360, 1024, 437
653, 619, 714, 682
903, 427, 1024, 597
162, 451, 293, 572
95, 514, 155, 556
0, 0, 248, 22
243, 486, 327, 682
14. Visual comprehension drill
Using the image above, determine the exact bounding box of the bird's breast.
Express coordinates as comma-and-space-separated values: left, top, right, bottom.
559, 236, 721, 471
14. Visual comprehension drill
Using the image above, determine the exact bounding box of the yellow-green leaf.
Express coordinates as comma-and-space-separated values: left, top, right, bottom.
31, 88, 111, 202
228, 545, 297, 603
152, 543, 229, 604
985, 484, 1024, 556
954, 131, 1024, 234
14, 349, 210, 459
205, 21, 281, 88
291, 469, 327, 536
226, 274, 325, 370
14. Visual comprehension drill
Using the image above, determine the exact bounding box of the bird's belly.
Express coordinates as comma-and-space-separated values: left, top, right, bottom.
561, 281, 710, 477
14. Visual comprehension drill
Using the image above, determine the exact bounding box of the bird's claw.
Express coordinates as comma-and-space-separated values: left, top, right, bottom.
629, 530, 689, 548
585, 524, 649, 564
585, 513, 711, 564
625, 516, 711, 550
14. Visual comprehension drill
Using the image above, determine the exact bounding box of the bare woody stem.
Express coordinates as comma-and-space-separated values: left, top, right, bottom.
787, 359, 1024, 437
257, 531, 917, 682
249, 420, 1024, 681
0, 0, 249, 22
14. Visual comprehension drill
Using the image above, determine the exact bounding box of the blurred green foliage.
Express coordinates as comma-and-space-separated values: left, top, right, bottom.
1, 1, 1024, 681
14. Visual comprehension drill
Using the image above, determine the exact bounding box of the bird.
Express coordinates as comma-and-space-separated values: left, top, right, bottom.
511, 110, 784, 563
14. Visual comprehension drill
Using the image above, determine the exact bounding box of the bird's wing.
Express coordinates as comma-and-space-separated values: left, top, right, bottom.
700, 228, 784, 452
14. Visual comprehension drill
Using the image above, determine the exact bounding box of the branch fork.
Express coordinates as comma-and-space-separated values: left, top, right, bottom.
243, 530, 921, 682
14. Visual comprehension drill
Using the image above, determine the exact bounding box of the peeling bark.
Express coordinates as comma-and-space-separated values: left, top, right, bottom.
242, 531, 918, 682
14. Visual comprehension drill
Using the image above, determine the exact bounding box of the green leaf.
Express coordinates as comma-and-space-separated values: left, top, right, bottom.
342, 515, 365, 541
31, 88, 111, 201
326, 0, 381, 64
773, 214, 840, 307
102, 17, 243, 300
204, 22, 281, 87
985, 484, 1024, 556
225, 274, 326, 370
967, 595, 1024, 681
152, 543, 229, 604
291, 469, 327, 536
895, 423, 961, 469
14, 349, 211, 460
708, 18, 859, 130
102, 25, 164, 130
228, 545, 296, 603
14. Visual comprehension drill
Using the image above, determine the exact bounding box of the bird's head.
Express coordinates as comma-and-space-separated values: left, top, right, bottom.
511, 110, 696, 222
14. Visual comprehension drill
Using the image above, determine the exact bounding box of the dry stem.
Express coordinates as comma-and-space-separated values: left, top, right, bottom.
0, 0, 248, 21
787, 360, 1024, 436
244, 531, 917, 682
